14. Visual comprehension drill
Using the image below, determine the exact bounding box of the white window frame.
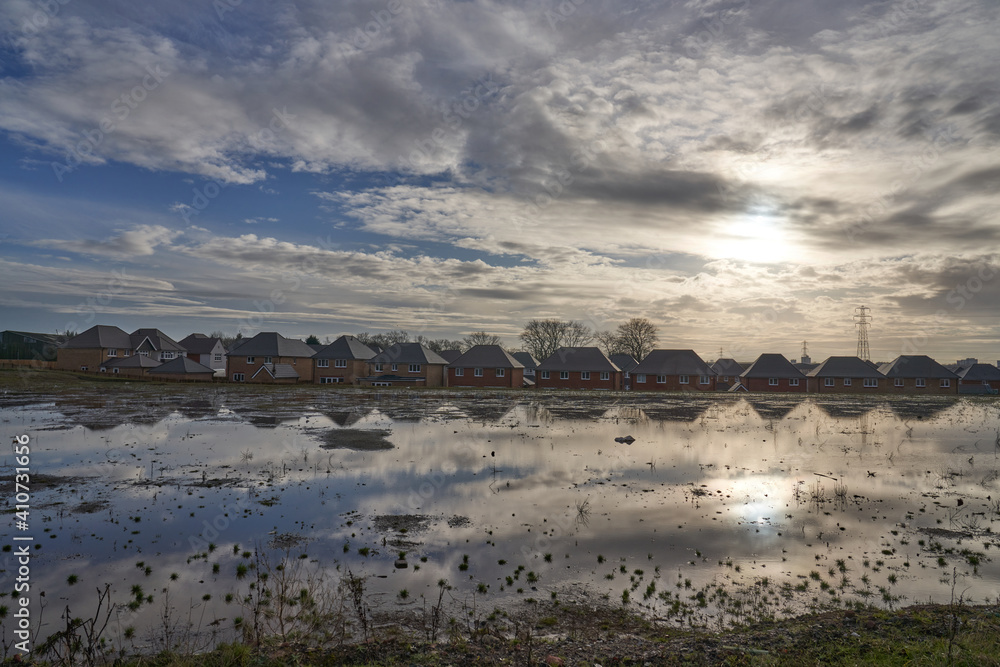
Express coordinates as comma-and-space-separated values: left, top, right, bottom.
789, 378, 799, 386
374, 363, 383, 372
560, 371, 569, 380
474, 367, 483, 377
335, 359, 348, 368
496, 368, 505, 377
317, 359, 329, 367
107, 348, 118, 357
843, 378, 852, 386
455, 367, 464, 376
391, 363, 398, 372
678, 375, 688, 384
409, 364, 421, 373
940, 379, 950, 388
657, 375, 667, 384
99, 367, 107, 373
264, 356, 272, 364
864, 378, 878, 387
232, 373, 245, 382
768, 378, 779, 386
112, 368, 119, 374
162, 351, 175, 360
214, 353, 222, 362
916, 378, 926, 388
540, 370, 550, 379
700, 376, 711, 385
824, 378, 835, 387
600, 371, 610, 381
581, 371, 591, 380
247, 356, 255, 364
80, 366, 89, 371
320, 377, 342, 384
894, 378, 904, 387
635, 374, 646, 383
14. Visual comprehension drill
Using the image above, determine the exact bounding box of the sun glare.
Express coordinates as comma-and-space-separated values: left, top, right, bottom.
716, 213, 794, 264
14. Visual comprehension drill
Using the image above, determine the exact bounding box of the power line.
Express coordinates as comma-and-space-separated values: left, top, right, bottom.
854, 305, 872, 361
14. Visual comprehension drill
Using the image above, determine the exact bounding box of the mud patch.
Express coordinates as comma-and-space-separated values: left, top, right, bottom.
269, 532, 310, 550
447, 515, 471, 528
74, 500, 109, 514
372, 514, 432, 534
318, 428, 394, 451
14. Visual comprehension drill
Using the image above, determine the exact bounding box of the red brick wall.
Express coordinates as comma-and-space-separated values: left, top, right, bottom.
314, 359, 369, 384
227, 355, 313, 382
741, 377, 807, 393
448, 367, 524, 388
882, 377, 958, 394
959, 379, 1000, 390
630, 374, 716, 391
807, 378, 886, 393
535, 370, 622, 390
56, 348, 109, 371
370, 362, 446, 387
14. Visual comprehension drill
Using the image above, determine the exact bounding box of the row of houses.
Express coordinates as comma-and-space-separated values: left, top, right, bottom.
39, 325, 1000, 394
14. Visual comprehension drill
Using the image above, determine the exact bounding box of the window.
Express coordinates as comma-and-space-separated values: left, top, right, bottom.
455, 368, 464, 376
843, 378, 852, 386
99, 367, 107, 373
247, 356, 255, 364
560, 371, 569, 380
723, 376, 729, 382
768, 378, 779, 386
581, 371, 591, 380
600, 371, 610, 381
320, 377, 343, 384
374, 363, 383, 372
124, 349, 131, 356
496, 368, 505, 377
475, 368, 484, 377
657, 375, 666, 384
317, 359, 329, 367
635, 374, 646, 383
391, 363, 398, 372
679, 375, 689, 384
409, 364, 421, 373
139, 350, 149, 357
789, 378, 799, 386
112, 368, 120, 374
232, 373, 245, 382
940, 379, 950, 388
335, 359, 347, 368
916, 378, 926, 388
373, 381, 391, 387
264, 356, 272, 364
540, 370, 550, 379
162, 351, 175, 360
108, 349, 118, 357
80, 366, 88, 371
624, 372, 630, 379
214, 353, 222, 362
825, 378, 835, 387
700, 376, 711, 385
894, 378, 904, 387
864, 378, 878, 387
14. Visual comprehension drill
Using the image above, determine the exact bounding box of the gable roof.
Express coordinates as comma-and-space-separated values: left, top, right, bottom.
609, 353, 639, 373
807, 356, 886, 378
711, 358, 745, 376
101, 355, 162, 368
956, 363, 1000, 381
632, 349, 714, 376
251, 363, 300, 379
512, 352, 540, 370
370, 342, 449, 365
64, 325, 132, 349
227, 332, 316, 358
149, 357, 216, 375
438, 349, 463, 363
130, 328, 186, 352
878, 355, 957, 379
179, 334, 224, 355
313, 335, 377, 360
449, 345, 524, 369
537, 347, 621, 372
740, 353, 806, 379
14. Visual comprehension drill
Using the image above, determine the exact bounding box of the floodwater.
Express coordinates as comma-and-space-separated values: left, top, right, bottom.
3, 387, 1000, 649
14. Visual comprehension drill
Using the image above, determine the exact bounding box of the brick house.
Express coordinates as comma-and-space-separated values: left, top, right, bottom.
359, 343, 449, 387
609, 354, 639, 390
99, 354, 161, 378
878, 355, 959, 394
535, 347, 622, 390
55, 325, 134, 371
512, 352, 540, 384
955, 363, 1000, 393
738, 353, 807, 392
806, 356, 887, 393
179, 334, 227, 375
312, 335, 376, 384
130, 328, 186, 362
447, 345, 525, 388
711, 358, 745, 390
147, 356, 216, 382
630, 349, 716, 392
226, 332, 316, 383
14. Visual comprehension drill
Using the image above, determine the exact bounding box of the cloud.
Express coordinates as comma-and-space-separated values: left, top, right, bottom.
30, 224, 181, 258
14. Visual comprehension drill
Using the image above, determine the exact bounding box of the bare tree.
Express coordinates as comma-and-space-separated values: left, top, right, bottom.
562, 320, 594, 347
462, 331, 502, 350
416, 336, 464, 353
355, 330, 410, 349
519, 319, 594, 359
595, 330, 626, 356
615, 317, 658, 361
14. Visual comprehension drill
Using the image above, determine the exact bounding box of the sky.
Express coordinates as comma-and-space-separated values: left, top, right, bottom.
1, 0, 999, 363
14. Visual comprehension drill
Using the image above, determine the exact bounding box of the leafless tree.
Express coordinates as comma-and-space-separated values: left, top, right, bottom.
595, 330, 626, 356
519, 319, 594, 359
562, 320, 594, 347
462, 331, 503, 350
615, 317, 658, 361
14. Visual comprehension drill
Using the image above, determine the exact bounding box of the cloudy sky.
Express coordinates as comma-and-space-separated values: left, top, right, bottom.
2, 0, 998, 362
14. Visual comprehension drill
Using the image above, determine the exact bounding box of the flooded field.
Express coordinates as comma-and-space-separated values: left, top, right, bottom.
3, 380, 1000, 651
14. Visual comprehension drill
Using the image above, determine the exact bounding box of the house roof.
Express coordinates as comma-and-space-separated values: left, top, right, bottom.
807, 356, 886, 378
537, 347, 621, 372
63, 325, 132, 349
130, 328, 186, 352
179, 334, 224, 355
2, 330, 64, 345
512, 352, 540, 370
251, 363, 300, 379
438, 349, 463, 363
449, 345, 524, 369
313, 335, 377, 360
631, 349, 714, 376
227, 332, 316, 358
711, 358, 745, 376
609, 353, 639, 373
740, 353, 806, 379
370, 342, 449, 365
149, 357, 216, 375
878, 355, 957, 379
102, 355, 162, 368
956, 363, 1000, 381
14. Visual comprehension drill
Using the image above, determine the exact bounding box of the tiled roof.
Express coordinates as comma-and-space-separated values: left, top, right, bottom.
537, 347, 621, 372
179, 334, 223, 355
740, 354, 806, 379
370, 343, 449, 365
631, 350, 713, 376
64, 325, 132, 349
251, 363, 300, 379
609, 354, 639, 373
438, 349, 463, 363
227, 332, 316, 358
313, 335, 377, 360
956, 363, 1000, 381
878, 355, 957, 379
149, 357, 216, 374
711, 358, 745, 376
102, 355, 162, 368
807, 356, 885, 378
130, 328, 186, 352
512, 352, 540, 370
449, 345, 524, 369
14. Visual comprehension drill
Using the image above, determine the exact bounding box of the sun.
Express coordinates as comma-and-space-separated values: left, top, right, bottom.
715, 212, 794, 264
